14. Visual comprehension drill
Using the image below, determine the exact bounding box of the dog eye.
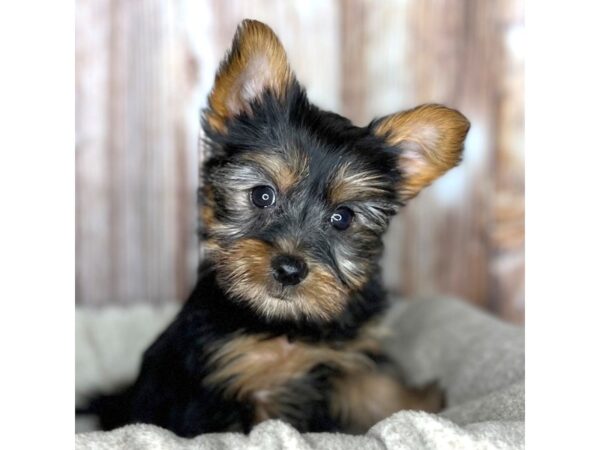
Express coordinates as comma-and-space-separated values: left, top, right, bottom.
330, 207, 354, 230
251, 185, 276, 208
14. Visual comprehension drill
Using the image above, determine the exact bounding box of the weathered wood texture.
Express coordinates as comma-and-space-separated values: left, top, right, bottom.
76, 0, 524, 323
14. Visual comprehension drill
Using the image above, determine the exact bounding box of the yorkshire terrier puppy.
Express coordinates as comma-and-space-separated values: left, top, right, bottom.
90, 19, 470, 437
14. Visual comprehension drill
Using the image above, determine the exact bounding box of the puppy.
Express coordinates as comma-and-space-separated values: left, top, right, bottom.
88, 19, 470, 437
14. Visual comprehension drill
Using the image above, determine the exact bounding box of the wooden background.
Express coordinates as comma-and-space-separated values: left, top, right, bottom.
76, 0, 524, 323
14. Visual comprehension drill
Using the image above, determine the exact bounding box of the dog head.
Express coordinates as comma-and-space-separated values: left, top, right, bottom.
200, 20, 470, 323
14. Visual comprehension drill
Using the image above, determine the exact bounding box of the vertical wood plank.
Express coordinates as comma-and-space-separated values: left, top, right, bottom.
388, 0, 499, 308
76, 0, 112, 306
488, 0, 524, 322
76, 0, 202, 306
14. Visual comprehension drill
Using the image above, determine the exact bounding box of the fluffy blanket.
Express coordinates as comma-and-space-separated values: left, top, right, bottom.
75, 297, 524, 449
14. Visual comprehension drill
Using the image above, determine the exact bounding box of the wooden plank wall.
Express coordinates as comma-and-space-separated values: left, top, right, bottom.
76, 0, 524, 323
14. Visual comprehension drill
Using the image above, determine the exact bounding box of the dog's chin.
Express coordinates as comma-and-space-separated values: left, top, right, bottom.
228, 284, 344, 323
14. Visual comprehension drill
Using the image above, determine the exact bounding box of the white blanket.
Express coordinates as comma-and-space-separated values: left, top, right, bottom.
75, 297, 524, 449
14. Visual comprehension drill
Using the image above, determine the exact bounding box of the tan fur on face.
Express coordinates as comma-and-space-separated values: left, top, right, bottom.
242, 149, 308, 192
204, 328, 383, 424
214, 238, 348, 321
201, 185, 217, 230
328, 162, 391, 204
206, 20, 293, 133
373, 104, 470, 201
215, 238, 272, 297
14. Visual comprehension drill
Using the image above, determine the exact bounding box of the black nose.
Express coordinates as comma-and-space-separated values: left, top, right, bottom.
271, 255, 308, 286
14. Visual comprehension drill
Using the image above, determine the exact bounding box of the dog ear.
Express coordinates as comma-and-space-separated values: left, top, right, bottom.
371, 104, 470, 202
205, 20, 294, 133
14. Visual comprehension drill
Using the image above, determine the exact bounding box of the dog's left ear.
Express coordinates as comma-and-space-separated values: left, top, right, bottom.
205, 19, 294, 133
371, 104, 470, 202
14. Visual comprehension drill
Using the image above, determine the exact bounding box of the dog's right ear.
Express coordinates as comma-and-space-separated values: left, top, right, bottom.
205, 20, 294, 133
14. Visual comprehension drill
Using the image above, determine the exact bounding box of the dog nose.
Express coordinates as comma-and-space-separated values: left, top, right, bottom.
271, 255, 308, 286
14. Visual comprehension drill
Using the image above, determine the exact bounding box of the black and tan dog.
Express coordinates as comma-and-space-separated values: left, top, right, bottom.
88, 19, 470, 437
